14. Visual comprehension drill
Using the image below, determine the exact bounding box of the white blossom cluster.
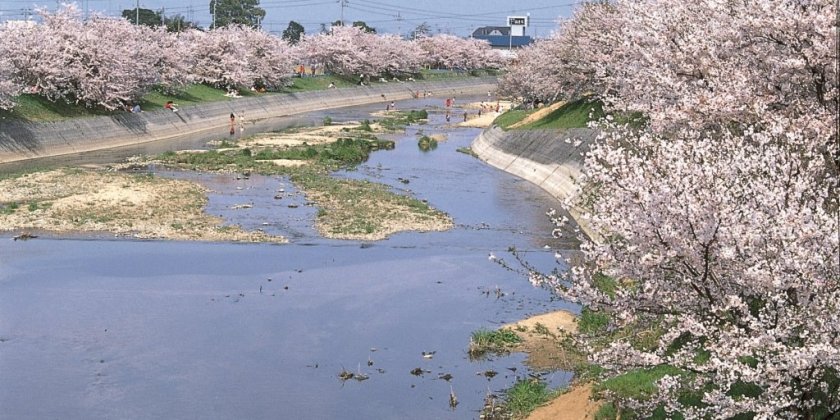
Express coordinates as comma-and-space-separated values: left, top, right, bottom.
514, 0, 839, 417
0, 6, 503, 111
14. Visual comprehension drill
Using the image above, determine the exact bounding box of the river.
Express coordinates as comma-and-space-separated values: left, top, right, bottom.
0, 97, 579, 419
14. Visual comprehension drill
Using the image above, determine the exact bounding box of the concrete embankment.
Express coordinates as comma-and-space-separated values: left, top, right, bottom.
0, 77, 496, 165
471, 125, 599, 240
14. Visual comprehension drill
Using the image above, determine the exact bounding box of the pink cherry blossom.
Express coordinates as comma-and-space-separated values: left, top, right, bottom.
509, 0, 839, 416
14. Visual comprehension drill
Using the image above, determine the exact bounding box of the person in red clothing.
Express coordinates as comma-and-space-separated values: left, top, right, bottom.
164, 101, 179, 112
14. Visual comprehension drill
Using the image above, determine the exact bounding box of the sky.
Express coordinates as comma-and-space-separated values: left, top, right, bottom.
0, 0, 580, 38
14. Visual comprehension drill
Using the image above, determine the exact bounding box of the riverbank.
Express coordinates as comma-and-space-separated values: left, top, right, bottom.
0, 77, 497, 166
470, 124, 604, 418
470, 125, 599, 241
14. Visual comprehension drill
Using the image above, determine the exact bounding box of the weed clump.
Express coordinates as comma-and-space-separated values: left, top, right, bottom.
468, 328, 522, 359
417, 135, 438, 152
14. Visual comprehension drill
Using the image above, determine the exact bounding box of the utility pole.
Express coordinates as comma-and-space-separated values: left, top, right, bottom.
339, 0, 347, 26
396, 12, 402, 38
161, 6, 165, 26
212, 0, 217, 29
135, 0, 139, 25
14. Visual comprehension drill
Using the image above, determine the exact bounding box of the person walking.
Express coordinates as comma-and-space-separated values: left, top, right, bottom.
229, 113, 236, 136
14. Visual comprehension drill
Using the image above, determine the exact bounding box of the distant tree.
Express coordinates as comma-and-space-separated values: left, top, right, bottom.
121, 8, 198, 32
351, 20, 375, 34
209, 0, 265, 29
165, 14, 200, 32
282, 20, 304, 44
121, 8, 160, 27
411, 22, 430, 39
416, 34, 500, 70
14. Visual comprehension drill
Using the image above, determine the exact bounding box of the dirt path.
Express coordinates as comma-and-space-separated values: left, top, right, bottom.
504, 310, 579, 371
529, 384, 600, 420
503, 310, 601, 419
509, 101, 566, 129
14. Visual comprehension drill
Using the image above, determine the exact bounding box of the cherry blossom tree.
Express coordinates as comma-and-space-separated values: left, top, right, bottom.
0, 5, 191, 110
185, 25, 296, 90
0, 59, 19, 110
498, 2, 619, 103
300, 26, 376, 78
416, 34, 501, 71
300, 28, 498, 79
368, 34, 424, 77
0, 22, 26, 109
506, 0, 839, 416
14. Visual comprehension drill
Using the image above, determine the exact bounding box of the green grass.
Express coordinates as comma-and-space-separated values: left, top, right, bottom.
516, 98, 605, 130
417, 135, 438, 152
416, 69, 465, 80
0, 84, 254, 122
282, 75, 357, 92
290, 168, 445, 238
595, 402, 620, 420
592, 272, 618, 298
157, 136, 393, 173
378, 109, 428, 131
595, 365, 685, 400
494, 109, 536, 130
415, 68, 498, 80
468, 328, 522, 358
1, 202, 19, 215
0, 94, 113, 121
503, 379, 560, 418
578, 307, 611, 335
456, 147, 478, 158
498, 97, 648, 132
139, 84, 255, 111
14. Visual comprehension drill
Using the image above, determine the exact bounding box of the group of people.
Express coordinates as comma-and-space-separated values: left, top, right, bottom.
410, 90, 433, 99
478, 101, 502, 114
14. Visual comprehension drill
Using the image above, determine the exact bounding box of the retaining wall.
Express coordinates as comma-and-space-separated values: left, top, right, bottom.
0, 77, 497, 164
471, 125, 600, 240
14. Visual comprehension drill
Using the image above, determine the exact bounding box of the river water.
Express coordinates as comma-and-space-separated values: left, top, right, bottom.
0, 97, 580, 419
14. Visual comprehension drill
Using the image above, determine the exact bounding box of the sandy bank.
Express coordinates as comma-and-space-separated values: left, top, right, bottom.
0, 168, 285, 242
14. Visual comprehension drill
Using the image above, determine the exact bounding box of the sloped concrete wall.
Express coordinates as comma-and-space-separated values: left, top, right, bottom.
471, 125, 600, 240
0, 77, 497, 164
